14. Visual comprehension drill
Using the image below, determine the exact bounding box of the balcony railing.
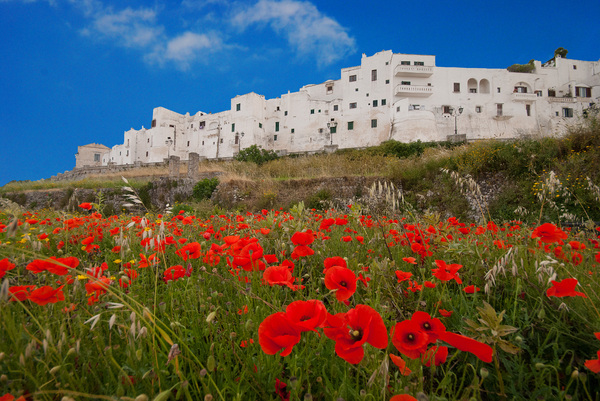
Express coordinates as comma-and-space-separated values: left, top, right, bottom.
394, 65, 433, 77
547, 96, 576, 103
395, 84, 433, 97
511, 93, 538, 102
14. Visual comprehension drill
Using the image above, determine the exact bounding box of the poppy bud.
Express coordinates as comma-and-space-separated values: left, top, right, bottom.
50, 365, 61, 375
206, 311, 217, 323
135, 395, 149, 401
204, 395, 213, 401
207, 354, 216, 371
537, 308, 545, 319
535, 363, 546, 370
230, 332, 237, 339
200, 369, 207, 377
480, 368, 489, 379
0, 352, 4, 361
304, 394, 313, 401
61, 397, 75, 401
0, 374, 7, 383
571, 369, 579, 379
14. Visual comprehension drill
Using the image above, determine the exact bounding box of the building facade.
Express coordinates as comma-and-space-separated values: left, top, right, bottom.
76, 50, 600, 168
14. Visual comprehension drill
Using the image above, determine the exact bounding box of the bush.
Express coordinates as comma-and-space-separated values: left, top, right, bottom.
193, 178, 219, 201
235, 145, 278, 165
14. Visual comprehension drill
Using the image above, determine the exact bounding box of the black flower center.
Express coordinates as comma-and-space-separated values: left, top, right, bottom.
349, 329, 363, 341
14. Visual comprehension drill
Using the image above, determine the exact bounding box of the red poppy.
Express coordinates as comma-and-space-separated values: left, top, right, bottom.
438, 331, 493, 363
323, 304, 388, 364
389, 354, 412, 376
164, 265, 187, 283
585, 350, 600, 373
546, 278, 587, 298
285, 300, 327, 333
531, 223, 568, 244
390, 395, 417, 401
439, 309, 453, 317
432, 260, 463, 284
390, 320, 429, 359
258, 312, 301, 357
28, 285, 65, 306
176, 242, 202, 261
410, 311, 446, 342
421, 345, 448, 367
323, 256, 347, 273
463, 285, 481, 294
263, 265, 299, 290
9, 285, 35, 302
26, 256, 79, 276
395, 270, 413, 282
291, 231, 314, 246
275, 378, 290, 401
403, 257, 417, 264
79, 202, 93, 210
324, 266, 357, 302
0, 258, 15, 279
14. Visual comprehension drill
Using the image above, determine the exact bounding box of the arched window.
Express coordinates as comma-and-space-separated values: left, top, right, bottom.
468, 78, 478, 93
479, 79, 490, 94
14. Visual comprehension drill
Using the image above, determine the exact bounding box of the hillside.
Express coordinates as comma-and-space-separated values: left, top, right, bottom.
2, 112, 600, 225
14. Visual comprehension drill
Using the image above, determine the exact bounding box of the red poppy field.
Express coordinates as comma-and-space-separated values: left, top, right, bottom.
1, 202, 600, 401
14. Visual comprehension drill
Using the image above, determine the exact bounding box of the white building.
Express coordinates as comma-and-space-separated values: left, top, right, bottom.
76, 50, 600, 168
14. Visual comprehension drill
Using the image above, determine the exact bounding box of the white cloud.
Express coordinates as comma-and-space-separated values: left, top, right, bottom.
90, 7, 163, 48
231, 0, 355, 65
148, 31, 221, 69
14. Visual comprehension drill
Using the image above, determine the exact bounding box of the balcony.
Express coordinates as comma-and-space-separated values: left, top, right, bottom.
395, 84, 433, 97
394, 65, 433, 77
511, 93, 538, 102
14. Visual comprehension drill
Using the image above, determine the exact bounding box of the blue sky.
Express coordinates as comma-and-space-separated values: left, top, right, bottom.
0, 0, 598, 186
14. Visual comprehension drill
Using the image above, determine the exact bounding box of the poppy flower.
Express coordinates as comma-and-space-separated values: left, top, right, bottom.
390, 396, 417, 401
403, 257, 417, 264
291, 231, 314, 246
395, 270, 412, 282
28, 285, 65, 306
432, 260, 463, 284
390, 320, 429, 359
176, 242, 202, 261
546, 278, 587, 298
421, 345, 448, 367
0, 258, 15, 279
164, 265, 187, 283
438, 331, 493, 363
275, 378, 290, 401
389, 354, 412, 376
258, 312, 301, 357
324, 256, 347, 273
463, 285, 481, 294
410, 311, 446, 342
263, 265, 299, 290
323, 304, 388, 364
285, 300, 327, 332
585, 350, 600, 373
79, 202, 93, 210
9, 285, 35, 302
439, 309, 453, 317
531, 223, 567, 244
324, 266, 357, 302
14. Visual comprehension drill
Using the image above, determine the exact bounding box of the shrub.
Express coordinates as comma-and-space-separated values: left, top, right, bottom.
235, 145, 278, 165
193, 178, 219, 201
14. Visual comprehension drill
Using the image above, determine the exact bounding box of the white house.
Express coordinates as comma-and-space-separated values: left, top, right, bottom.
76, 50, 600, 168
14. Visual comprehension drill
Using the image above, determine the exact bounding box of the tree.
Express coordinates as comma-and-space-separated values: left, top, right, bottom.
554, 47, 568, 59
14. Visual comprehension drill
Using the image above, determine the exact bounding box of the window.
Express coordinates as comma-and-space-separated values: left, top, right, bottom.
94, 153, 100, 162
199, 121, 205, 128
576, 87, 592, 97
310, 109, 315, 114
146, 151, 149, 157
202, 141, 204, 146
231, 123, 235, 132
220, 138, 223, 143
401, 81, 411, 85
326, 85, 333, 94
284, 111, 288, 116
381, 99, 387, 106
475, 106, 482, 113
151, 119, 156, 128
385, 61, 389, 65
443, 105, 452, 114
330, 126, 337, 134
414, 61, 424, 66
373, 100, 378, 107
573, 65, 577, 70
333, 105, 338, 111
147, 138, 150, 143
396, 106, 400, 112
291, 128, 295, 133
318, 109, 321, 113
371, 69, 377, 81
470, 88, 477, 93
526, 104, 531, 117
453, 83, 460, 93
562, 108, 573, 118
349, 102, 357, 109
497, 87, 501, 93
349, 74, 357, 82
187, 141, 190, 147
535, 90, 542, 97
259, 123, 263, 128
276, 106, 280, 111
236, 103, 241, 111
385, 79, 390, 84
355, 88, 359, 91
401, 60, 410, 65
348, 121, 354, 130
371, 119, 377, 128
275, 122, 280, 131
514, 86, 528, 93
496, 104, 503, 116
548, 89, 556, 97
235, 135, 239, 145
274, 135, 278, 141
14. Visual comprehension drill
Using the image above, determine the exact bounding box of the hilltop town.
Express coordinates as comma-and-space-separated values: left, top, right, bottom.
76, 49, 599, 169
